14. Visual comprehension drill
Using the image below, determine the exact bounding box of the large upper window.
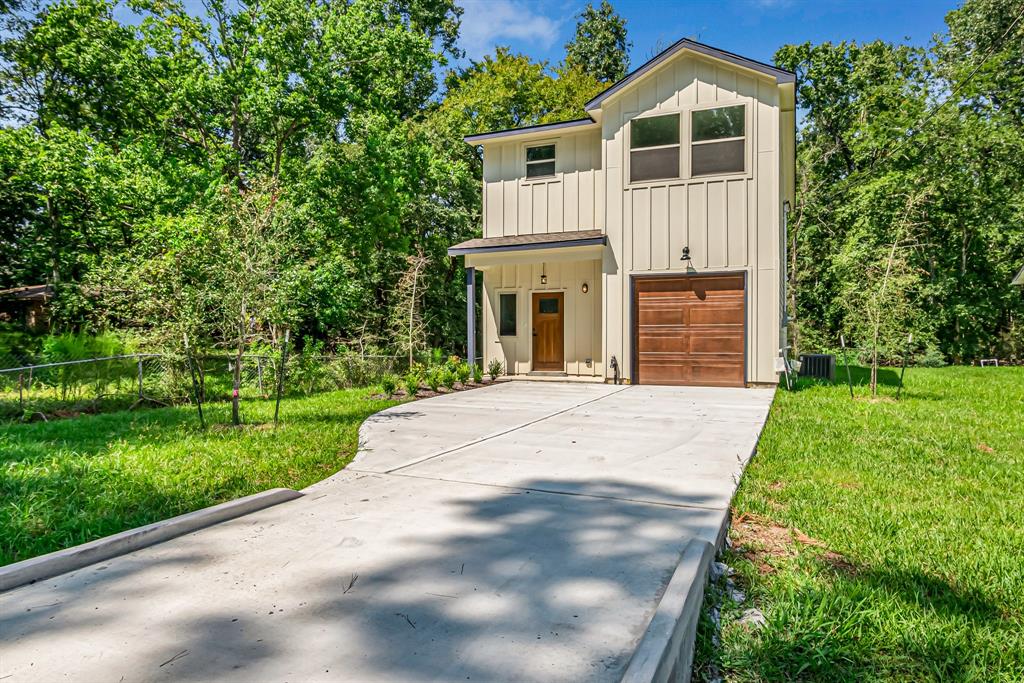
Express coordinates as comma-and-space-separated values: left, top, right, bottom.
525, 144, 556, 178
630, 113, 680, 183
499, 293, 517, 336
691, 105, 745, 176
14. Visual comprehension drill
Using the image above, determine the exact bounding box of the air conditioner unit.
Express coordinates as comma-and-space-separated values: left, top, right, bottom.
799, 353, 835, 381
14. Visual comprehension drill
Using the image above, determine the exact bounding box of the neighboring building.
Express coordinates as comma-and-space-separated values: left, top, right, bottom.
0, 285, 53, 331
1013, 264, 1023, 286
449, 39, 796, 387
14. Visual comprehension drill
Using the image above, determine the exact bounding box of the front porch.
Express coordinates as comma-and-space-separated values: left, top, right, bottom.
449, 231, 606, 380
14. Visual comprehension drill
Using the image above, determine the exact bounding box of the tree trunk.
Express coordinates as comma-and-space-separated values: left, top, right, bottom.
231, 346, 243, 426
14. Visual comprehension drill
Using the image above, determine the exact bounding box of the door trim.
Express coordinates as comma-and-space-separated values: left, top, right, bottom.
630, 270, 748, 386
531, 291, 565, 372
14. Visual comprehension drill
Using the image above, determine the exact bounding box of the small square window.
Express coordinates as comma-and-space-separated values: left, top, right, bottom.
526, 144, 556, 179
538, 297, 559, 314
499, 293, 517, 336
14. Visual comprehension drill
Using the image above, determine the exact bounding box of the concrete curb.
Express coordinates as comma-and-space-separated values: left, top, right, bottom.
0, 487, 304, 593
620, 538, 716, 683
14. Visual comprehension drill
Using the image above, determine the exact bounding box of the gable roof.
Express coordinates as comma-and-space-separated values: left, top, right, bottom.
463, 38, 795, 145
584, 38, 795, 112
1014, 264, 1024, 286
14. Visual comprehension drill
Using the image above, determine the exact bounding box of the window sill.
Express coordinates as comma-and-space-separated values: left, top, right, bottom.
520, 176, 560, 186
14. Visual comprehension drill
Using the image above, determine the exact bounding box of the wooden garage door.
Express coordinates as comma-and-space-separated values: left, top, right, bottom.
634, 274, 745, 387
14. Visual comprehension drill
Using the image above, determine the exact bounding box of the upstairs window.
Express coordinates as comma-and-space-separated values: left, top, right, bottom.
525, 144, 556, 178
630, 113, 680, 183
499, 293, 517, 336
691, 105, 745, 176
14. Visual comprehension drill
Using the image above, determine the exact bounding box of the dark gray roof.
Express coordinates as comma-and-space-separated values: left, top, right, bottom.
449, 230, 606, 256
585, 38, 795, 111
464, 118, 597, 144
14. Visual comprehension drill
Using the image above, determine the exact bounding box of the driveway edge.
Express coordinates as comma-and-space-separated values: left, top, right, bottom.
620, 538, 715, 683
0, 487, 304, 593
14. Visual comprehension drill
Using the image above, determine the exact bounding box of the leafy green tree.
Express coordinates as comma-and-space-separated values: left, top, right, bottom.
565, 0, 630, 84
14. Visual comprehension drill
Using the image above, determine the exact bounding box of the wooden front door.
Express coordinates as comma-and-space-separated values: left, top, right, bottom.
532, 292, 564, 371
634, 274, 745, 386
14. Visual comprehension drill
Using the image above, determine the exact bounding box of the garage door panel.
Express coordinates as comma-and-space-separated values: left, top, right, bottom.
634, 274, 745, 387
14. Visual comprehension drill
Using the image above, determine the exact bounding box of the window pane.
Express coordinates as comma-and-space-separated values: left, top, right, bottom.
691, 139, 745, 176
631, 114, 680, 149
526, 144, 555, 162
499, 293, 516, 336
539, 297, 559, 314
630, 147, 680, 182
692, 105, 745, 141
526, 160, 555, 178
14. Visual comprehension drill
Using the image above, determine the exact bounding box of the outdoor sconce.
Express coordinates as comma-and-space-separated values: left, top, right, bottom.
581, 282, 589, 294
681, 246, 691, 262
540, 269, 547, 285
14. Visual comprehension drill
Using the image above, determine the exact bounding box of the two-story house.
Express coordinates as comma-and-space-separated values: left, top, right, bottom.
449, 38, 796, 386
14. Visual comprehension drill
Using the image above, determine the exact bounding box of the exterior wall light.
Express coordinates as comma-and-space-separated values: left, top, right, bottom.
581, 282, 589, 294
540, 273, 547, 285
681, 246, 691, 262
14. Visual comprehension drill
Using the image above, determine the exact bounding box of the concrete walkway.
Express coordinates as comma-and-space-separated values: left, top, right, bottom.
0, 382, 774, 682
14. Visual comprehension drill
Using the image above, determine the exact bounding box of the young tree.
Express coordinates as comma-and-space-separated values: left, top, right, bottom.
565, 1, 630, 84
390, 251, 430, 366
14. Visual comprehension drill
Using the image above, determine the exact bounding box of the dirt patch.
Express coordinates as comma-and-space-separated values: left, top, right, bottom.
768, 481, 785, 491
976, 442, 995, 453
730, 511, 856, 575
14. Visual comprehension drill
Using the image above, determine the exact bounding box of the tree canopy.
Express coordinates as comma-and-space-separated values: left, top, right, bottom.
565, 0, 630, 84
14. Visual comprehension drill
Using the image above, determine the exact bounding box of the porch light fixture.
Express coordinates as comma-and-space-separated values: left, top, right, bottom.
681, 246, 691, 262
581, 282, 589, 294
540, 267, 547, 286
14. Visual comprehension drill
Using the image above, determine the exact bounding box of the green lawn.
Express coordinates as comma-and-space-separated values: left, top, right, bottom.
0, 389, 399, 565
695, 366, 1024, 682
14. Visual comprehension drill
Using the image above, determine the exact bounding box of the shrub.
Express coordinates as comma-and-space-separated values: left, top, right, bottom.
915, 345, 947, 368
380, 374, 398, 397
426, 367, 442, 392
487, 357, 504, 380
441, 367, 457, 390
456, 362, 471, 384
472, 363, 483, 383
404, 370, 421, 397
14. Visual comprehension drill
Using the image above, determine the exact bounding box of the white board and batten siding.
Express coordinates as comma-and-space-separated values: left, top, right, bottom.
482, 129, 605, 238
601, 55, 789, 384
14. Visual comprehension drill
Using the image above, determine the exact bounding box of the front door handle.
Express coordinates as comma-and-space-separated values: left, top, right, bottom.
532, 329, 538, 337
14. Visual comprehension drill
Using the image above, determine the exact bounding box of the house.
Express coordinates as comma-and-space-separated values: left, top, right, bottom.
0, 284, 53, 331
448, 39, 796, 387
1014, 264, 1023, 286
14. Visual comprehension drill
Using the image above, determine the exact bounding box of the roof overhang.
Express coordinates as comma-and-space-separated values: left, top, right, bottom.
585, 38, 795, 113
448, 229, 606, 258
463, 117, 599, 145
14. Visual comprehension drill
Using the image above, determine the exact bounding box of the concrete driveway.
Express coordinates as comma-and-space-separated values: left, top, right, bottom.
0, 382, 773, 682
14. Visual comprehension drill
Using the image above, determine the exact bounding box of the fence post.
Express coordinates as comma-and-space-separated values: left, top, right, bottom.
257, 357, 264, 396
136, 357, 144, 400
18, 372, 24, 410
274, 329, 290, 427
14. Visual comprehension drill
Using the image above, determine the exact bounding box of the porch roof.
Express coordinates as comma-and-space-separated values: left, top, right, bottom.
448, 230, 606, 256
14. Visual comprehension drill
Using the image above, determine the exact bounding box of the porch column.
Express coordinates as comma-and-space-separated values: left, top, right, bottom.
465, 266, 476, 368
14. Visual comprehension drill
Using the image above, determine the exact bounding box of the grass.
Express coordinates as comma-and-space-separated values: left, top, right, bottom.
694, 365, 1024, 682
0, 388, 400, 566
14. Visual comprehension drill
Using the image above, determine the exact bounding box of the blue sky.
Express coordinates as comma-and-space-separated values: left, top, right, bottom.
456, 0, 956, 68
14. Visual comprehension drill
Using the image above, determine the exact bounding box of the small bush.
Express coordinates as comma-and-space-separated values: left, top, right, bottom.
441, 367, 457, 390
380, 374, 398, 397
426, 368, 442, 392
487, 357, 504, 380
404, 370, 421, 397
456, 362, 471, 384
915, 345, 947, 368
472, 363, 483, 383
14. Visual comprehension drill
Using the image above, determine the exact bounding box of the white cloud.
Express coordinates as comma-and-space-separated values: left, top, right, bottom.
458, 0, 564, 60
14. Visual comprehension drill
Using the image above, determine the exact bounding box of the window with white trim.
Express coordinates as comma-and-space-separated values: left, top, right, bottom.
690, 105, 745, 176
525, 144, 555, 178
630, 113, 680, 183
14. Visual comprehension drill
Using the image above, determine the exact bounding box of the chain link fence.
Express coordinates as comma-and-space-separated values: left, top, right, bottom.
0, 351, 406, 421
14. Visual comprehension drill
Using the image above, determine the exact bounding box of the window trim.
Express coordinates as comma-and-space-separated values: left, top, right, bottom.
627, 112, 682, 184
624, 99, 754, 188
498, 291, 518, 337
523, 141, 558, 182
688, 101, 749, 179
